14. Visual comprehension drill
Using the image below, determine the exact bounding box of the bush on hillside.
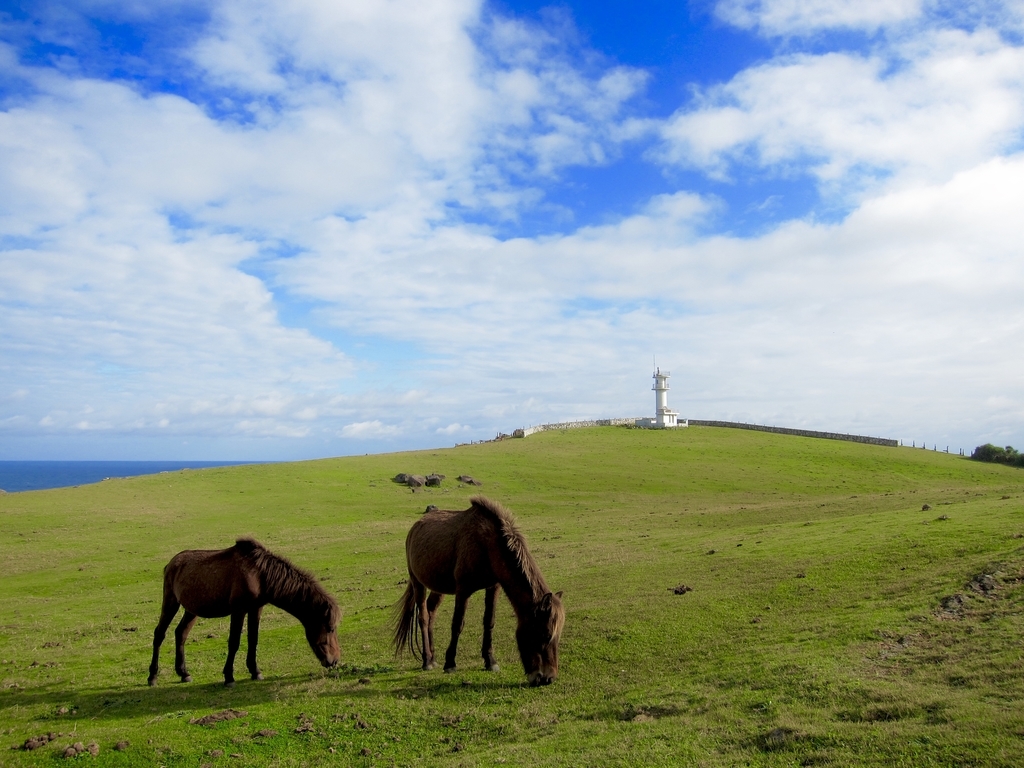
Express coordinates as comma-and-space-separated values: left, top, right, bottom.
971, 443, 1024, 468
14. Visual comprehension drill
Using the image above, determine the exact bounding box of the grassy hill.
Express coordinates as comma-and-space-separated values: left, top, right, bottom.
2, 426, 1024, 766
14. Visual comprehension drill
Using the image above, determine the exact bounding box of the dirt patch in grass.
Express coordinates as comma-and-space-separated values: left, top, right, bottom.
756, 726, 804, 751
837, 702, 921, 723
189, 709, 247, 726
618, 704, 682, 722
863, 557, 1024, 702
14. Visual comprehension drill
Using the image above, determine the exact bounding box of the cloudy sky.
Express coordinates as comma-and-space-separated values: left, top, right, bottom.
2, 0, 1023, 460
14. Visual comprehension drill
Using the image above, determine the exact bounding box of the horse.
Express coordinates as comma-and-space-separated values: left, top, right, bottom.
148, 538, 341, 687
393, 496, 564, 686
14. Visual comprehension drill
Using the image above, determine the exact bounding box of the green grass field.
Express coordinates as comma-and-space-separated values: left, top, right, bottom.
2, 426, 1024, 766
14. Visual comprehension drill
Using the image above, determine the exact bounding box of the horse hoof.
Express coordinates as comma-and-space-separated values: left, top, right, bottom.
443, 666, 456, 674
224, 680, 235, 688
485, 664, 500, 672
147, 677, 157, 687
252, 673, 264, 681
423, 662, 436, 671
181, 675, 192, 683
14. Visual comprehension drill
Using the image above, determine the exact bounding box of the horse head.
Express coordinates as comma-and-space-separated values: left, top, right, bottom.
516, 591, 564, 686
304, 598, 341, 668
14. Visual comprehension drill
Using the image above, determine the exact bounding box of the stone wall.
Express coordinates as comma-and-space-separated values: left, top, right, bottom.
520, 418, 641, 437
516, 417, 897, 447
687, 420, 897, 447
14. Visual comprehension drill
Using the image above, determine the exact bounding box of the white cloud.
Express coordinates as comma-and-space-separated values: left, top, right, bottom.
653, 28, 1024, 195
436, 423, 471, 435
340, 420, 401, 439
715, 0, 924, 35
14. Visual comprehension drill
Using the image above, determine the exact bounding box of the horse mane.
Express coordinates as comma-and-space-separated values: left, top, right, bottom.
469, 497, 546, 598
235, 538, 340, 623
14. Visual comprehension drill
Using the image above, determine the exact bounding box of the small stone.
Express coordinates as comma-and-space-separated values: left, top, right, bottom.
360, 747, 372, 756
452, 742, 465, 752
114, 741, 129, 751
86, 742, 99, 756
922, 503, 931, 511
72, 742, 84, 752
63, 746, 78, 758
209, 749, 225, 757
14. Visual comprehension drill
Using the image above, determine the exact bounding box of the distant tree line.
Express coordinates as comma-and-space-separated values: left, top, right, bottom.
971, 444, 1024, 468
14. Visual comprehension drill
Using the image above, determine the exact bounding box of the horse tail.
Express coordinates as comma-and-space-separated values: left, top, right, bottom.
392, 577, 421, 661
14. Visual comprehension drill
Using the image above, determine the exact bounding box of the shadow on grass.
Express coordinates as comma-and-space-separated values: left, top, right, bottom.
3, 667, 533, 724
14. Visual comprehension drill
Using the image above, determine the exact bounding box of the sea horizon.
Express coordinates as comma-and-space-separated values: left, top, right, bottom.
0, 460, 266, 493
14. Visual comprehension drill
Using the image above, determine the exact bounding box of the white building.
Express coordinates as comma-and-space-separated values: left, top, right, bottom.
636, 367, 687, 428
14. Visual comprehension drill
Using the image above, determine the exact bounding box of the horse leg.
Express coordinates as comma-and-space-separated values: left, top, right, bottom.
173, 611, 198, 683
148, 591, 180, 686
223, 611, 245, 687
246, 606, 264, 681
426, 591, 444, 670
443, 591, 470, 673
481, 585, 500, 672
413, 581, 434, 670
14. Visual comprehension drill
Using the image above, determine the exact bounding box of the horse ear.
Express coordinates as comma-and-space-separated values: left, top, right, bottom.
539, 592, 552, 611
554, 591, 563, 600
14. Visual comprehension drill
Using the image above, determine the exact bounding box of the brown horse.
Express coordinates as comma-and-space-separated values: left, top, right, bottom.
148, 538, 341, 687
393, 497, 564, 686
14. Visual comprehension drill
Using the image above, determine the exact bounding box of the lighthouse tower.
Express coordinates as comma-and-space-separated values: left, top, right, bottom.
652, 368, 680, 428
634, 366, 688, 429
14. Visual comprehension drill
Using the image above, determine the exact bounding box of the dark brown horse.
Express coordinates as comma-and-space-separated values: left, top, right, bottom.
148, 538, 341, 687
393, 497, 564, 686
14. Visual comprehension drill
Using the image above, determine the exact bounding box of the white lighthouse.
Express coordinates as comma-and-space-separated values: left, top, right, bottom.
636, 367, 686, 428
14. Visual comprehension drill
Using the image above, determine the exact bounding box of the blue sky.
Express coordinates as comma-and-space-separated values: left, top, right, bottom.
2, 0, 1024, 460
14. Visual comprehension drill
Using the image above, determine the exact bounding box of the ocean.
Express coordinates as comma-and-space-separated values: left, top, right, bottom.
0, 461, 261, 493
